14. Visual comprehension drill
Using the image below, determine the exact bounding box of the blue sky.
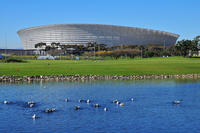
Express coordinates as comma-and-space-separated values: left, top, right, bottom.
0, 0, 199, 49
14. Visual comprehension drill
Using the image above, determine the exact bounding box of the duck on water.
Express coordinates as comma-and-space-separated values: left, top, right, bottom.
45, 108, 56, 113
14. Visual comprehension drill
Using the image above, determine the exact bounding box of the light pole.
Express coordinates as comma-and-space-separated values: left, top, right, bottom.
197, 38, 200, 56
164, 40, 166, 48
163, 40, 166, 57
93, 46, 96, 60
4, 33, 7, 59
90, 42, 96, 60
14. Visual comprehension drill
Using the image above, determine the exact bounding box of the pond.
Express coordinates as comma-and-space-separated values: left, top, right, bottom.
0, 79, 200, 133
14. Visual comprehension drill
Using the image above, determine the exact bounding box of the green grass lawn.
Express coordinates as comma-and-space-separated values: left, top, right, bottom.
1, 57, 200, 76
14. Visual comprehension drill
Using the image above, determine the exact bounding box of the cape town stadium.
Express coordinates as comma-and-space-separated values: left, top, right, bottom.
17, 24, 179, 50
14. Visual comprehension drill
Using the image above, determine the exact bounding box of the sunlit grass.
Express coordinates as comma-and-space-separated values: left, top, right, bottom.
0, 57, 200, 76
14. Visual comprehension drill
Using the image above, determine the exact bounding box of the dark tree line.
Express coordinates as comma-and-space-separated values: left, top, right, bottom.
34, 42, 108, 56
35, 35, 200, 58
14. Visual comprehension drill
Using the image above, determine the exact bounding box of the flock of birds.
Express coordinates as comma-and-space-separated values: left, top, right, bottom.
3, 98, 181, 120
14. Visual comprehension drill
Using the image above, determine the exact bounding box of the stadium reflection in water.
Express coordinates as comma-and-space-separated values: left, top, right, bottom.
0, 79, 200, 133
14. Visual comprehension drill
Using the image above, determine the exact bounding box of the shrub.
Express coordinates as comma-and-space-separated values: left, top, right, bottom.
2, 58, 26, 63
144, 51, 155, 57
95, 49, 141, 59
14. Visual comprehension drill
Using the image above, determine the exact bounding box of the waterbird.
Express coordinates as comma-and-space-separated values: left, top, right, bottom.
131, 98, 134, 102
112, 99, 118, 103
74, 106, 81, 110
172, 100, 181, 104
78, 99, 85, 103
29, 104, 34, 108
4, 101, 10, 104
45, 108, 56, 113
104, 107, 108, 111
27, 101, 35, 105
113, 99, 121, 104
93, 104, 100, 108
32, 114, 36, 119
86, 99, 90, 104
120, 103, 125, 107
65, 98, 69, 102
116, 101, 121, 105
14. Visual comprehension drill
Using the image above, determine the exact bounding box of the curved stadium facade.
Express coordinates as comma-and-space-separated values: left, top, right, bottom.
17, 24, 179, 50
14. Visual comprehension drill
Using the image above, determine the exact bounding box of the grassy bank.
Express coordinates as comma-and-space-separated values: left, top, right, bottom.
0, 57, 200, 76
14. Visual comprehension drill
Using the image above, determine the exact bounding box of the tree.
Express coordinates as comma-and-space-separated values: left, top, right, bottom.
35, 42, 63, 56
139, 45, 145, 57
167, 45, 180, 56
85, 42, 107, 52
193, 35, 200, 49
45, 42, 62, 56
35, 42, 46, 49
175, 40, 193, 57
194, 35, 200, 41
51, 42, 61, 48
35, 42, 46, 55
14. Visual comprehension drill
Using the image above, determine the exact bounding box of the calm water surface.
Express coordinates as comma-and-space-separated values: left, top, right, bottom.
0, 79, 200, 133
